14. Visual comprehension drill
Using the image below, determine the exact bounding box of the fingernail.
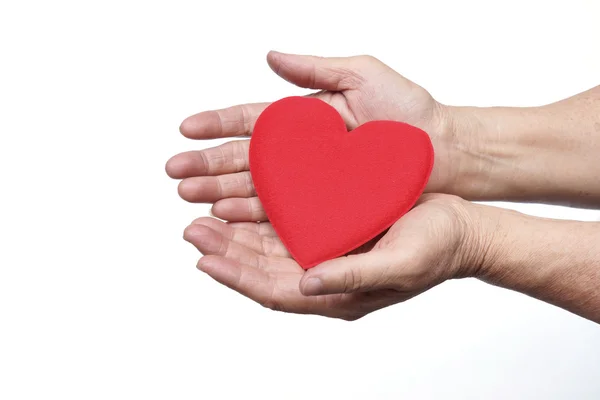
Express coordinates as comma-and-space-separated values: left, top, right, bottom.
302, 277, 324, 296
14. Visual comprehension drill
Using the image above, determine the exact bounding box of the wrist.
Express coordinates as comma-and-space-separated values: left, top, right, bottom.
449, 199, 505, 280
470, 204, 600, 322
433, 196, 504, 281
439, 104, 542, 201
440, 97, 600, 206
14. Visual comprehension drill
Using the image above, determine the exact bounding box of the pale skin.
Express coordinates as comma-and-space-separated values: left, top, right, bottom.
166, 51, 600, 323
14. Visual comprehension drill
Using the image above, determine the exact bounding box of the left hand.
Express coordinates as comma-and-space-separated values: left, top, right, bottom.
183, 194, 487, 320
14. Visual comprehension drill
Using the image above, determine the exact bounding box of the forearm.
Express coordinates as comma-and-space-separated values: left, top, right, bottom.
445, 86, 600, 207
474, 204, 600, 323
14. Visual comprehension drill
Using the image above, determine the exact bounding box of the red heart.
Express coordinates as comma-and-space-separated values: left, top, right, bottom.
249, 97, 434, 269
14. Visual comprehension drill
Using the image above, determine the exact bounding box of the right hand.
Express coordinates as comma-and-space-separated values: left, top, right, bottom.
165, 51, 464, 222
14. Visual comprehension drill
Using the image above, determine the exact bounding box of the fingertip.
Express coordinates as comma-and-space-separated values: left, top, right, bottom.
165, 155, 185, 179
179, 115, 196, 137
165, 157, 175, 178
301, 253, 385, 295
266, 50, 286, 73
197, 259, 209, 273
191, 216, 231, 238
211, 198, 266, 222
196, 255, 244, 290
197, 255, 217, 273
179, 112, 219, 139
197, 254, 228, 274
210, 200, 229, 219
182, 223, 197, 242
266, 49, 281, 61
299, 276, 324, 296
299, 259, 335, 295
178, 120, 186, 134
191, 216, 217, 225
177, 179, 193, 202
183, 223, 212, 244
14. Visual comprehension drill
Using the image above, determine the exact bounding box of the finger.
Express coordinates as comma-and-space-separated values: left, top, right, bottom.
178, 172, 255, 203
191, 217, 289, 257
198, 255, 320, 314
227, 222, 278, 237
307, 91, 360, 130
197, 255, 274, 306
180, 103, 269, 139
198, 255, 405, 320
267, 51, 370, 91
299, 250, 395, 296
211, 197, 268, 222
183, 223, 262, 268
165, 140, 249, 179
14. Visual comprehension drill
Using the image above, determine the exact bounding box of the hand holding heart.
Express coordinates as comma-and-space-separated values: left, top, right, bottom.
167, 56, 600, 323
166, 51, 480, 318
249, 96, 434, 268
183, 194, 486, 320
166, 51, 460, 220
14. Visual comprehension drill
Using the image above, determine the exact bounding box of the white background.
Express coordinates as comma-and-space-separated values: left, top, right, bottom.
1, 1, 600, 399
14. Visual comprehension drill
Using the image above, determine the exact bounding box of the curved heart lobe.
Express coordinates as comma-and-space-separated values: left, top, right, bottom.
249, 97, 434, 269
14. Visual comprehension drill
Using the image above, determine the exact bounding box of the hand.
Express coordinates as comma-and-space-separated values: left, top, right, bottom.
166, 51, 460, 222
183, 194, 485, 320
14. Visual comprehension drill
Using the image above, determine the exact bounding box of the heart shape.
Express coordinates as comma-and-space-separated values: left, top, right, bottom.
249, 97, 434, 269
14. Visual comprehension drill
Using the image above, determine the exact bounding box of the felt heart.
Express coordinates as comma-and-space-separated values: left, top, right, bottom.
249, 96, 434, 269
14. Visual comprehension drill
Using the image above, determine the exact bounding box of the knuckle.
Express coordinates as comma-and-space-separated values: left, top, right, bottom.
215, 177, 225, 198
354, 54, 383, 70
445, 194, 469, 211
309, 64, 317, 88
249, 198, 262, 221
243, 172, 255, 195
198, 150, 211, 175
355, 54, 377, 63
336, 55, 381, 88
343, 265, 362, 292
262, 236, 275, 256
215, 233, 229, 256
238, 104, 252, 135
230, 140, 249, 172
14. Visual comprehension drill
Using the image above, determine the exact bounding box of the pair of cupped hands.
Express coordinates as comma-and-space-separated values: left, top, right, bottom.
166, 51, 494, 320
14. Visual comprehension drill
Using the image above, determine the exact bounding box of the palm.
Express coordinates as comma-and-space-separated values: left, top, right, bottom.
183, 194, 462, 319
184, 217, 392, 320
314, 72, 439, 133
167, 53, 448, 223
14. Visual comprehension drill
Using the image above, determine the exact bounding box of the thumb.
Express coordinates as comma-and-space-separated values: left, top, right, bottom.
266, 51, 374, 91
299, 250, 396, 296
